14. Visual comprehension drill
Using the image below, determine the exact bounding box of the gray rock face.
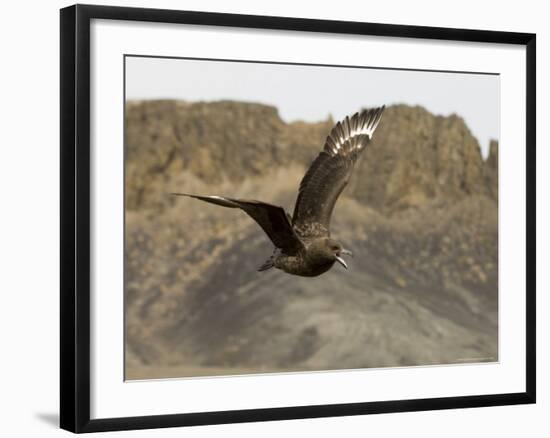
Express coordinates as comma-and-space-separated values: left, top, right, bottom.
124, 100, 498, 379
349, 105, 493, 213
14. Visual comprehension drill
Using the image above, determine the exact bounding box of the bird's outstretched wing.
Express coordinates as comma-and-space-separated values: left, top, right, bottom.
172, 193, 305, 255
292, 106, 385, 237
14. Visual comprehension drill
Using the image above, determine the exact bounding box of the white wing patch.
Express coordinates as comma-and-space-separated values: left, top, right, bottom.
324, 106, 385, 156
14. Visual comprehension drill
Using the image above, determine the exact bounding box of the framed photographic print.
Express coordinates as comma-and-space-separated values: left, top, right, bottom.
60, 4, 536, 433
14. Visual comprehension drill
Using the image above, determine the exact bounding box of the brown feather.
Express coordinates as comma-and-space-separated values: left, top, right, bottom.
292, 106, 385, 238
171, 193, 304, 255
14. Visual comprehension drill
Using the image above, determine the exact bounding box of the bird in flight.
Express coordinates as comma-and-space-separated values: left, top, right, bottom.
172, 106, 385, 277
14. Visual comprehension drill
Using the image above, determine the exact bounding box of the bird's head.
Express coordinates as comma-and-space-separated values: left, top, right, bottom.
309, 238, 353, 270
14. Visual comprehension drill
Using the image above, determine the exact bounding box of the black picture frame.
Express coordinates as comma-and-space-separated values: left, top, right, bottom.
60, 4, 536, 433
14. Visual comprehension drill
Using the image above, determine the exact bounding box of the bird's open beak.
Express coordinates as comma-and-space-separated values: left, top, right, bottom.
335, 255, 348, 269
335, 248, 352, 270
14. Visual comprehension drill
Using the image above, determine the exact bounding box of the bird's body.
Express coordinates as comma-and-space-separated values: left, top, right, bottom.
276, 254, 334, 278
260, 238, 346, 277
276, 239, 351, 277
173, 106, 385, 277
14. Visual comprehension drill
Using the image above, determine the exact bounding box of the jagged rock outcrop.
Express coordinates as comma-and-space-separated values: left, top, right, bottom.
349, 105, 492, 213
125, 100, 330, 211
126, 101, 496, 214
484, 139, 499, 201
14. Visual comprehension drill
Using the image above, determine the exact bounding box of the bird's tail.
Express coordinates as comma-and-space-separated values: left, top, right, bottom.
258, 248, 279, 272
257, 258, 275, 272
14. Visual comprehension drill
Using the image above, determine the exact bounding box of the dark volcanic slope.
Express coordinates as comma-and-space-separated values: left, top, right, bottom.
124, 100, 498, 378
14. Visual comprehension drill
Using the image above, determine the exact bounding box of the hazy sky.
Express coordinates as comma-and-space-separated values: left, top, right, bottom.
126, 56, 499, 157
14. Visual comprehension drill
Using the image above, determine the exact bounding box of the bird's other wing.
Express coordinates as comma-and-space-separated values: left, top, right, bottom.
292, 106, 385, 238
171, 193, 305, 255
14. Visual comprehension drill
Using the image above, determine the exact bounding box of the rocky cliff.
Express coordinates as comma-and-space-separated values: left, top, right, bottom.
124, 100, 498, 379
